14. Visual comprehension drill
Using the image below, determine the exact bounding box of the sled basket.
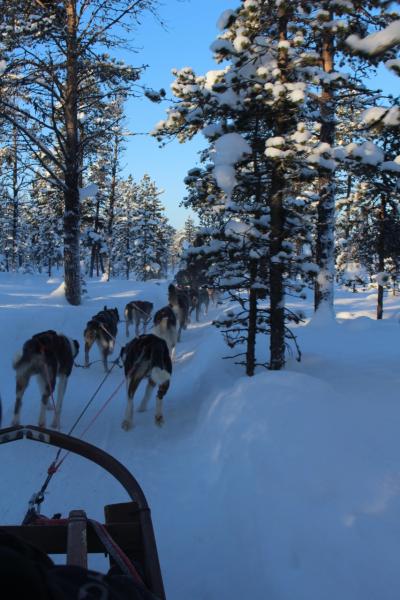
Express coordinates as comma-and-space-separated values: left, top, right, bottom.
0, 425, 166, 600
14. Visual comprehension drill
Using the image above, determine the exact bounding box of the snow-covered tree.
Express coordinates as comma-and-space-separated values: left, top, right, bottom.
131, 174, 171, 281
0, 0, 158, 304
154, 0, 321, 373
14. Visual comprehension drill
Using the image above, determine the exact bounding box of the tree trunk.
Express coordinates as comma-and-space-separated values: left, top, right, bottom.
11, 125, 19, 271
314, 16, 336, 313
89, 194, 101, 278
269, 9, 288, 371
246, 261, 258, 376
105, 134, 119, 281
377, 196, 386, 320
269, 173, 285, 370
63, 0, 81, 305
89, 244, 95, 278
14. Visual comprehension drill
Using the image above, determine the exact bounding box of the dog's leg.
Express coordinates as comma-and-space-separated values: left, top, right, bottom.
170, 344, 176, 362
12, 372, 30, 426
102, 349, 109, 372
37, 372, 52, 428
138, 378, 155, 412
155, 380, 170, 427
51, 374, 67, 430
84, 341, 92, 368
122, 377, 141, 431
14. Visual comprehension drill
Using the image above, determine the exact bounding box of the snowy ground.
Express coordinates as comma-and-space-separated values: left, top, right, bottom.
1, 273, 400, 600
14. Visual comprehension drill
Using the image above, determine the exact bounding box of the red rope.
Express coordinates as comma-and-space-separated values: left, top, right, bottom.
51, 378, 126, 473
89, 519, 145, 585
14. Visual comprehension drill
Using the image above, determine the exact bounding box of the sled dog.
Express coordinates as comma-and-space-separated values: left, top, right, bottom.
120, 334, 172, 430
189, 287, 210, 322
124, 300, 153, 338
12, 330, 79, 430
84, 306, 119, 371
152, 305, 178, 357
168, 284, 189, 342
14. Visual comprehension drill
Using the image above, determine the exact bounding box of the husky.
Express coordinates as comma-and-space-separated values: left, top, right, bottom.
168, 284, 189, 342
124, 300, 153, 338
198, 287, 210, 316
152, 305, 178, 358
84, 306, 119, 372
189, 287, 210, 322
12, 330, 79, 430
208, 287, 221, 306
120, 334, 172, 430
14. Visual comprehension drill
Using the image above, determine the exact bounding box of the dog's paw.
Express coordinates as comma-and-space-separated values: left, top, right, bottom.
38, 419, 46, 428
121, 419, 133, 431
155, 414, 164, 427
50, 418, 60, 430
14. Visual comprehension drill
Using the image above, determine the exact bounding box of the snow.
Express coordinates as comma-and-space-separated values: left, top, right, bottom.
211, 132, 252, 199
216, 9, 235, 32
375, 271, 390, 286
345, 141, 385, 166
346, 20, 400, 55
361, 106, 400, 128
2, 274, 400, 599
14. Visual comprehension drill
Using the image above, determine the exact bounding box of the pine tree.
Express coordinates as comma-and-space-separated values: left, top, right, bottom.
0, 0, 158, 304
131, 174, 170, 281
154, 0, 319, 373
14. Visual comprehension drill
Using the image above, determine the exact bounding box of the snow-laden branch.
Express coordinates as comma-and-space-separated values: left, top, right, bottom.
346, 20, 400, 56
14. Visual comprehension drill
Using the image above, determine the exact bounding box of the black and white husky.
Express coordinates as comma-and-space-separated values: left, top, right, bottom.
12, 330, 79, 430
152, 305, 178, 357
120, 334, 172, 430
84, 306, 119, 372
124, 300, 153, 338
168, 284, 189, 342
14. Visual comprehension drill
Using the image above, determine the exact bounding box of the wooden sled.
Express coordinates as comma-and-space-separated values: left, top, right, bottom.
0, 424, 166, 600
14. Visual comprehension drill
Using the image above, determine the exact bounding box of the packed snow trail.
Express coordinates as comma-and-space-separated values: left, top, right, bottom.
1, 274, 400, 599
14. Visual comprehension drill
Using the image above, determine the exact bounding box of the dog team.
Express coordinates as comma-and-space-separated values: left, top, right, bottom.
11, 283, 215, 432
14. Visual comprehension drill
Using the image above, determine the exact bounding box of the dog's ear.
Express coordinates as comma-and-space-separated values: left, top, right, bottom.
104, 305, 107, 311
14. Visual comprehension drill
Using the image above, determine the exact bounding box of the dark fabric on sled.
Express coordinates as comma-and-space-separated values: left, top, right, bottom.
0, 530, 160, 600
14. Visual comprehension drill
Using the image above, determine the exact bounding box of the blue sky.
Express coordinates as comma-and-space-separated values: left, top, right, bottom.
120, 1, 399, 230
121, 0, 230, 230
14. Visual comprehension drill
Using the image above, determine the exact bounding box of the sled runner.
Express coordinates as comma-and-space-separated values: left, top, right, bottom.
0, 424, 166, 600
